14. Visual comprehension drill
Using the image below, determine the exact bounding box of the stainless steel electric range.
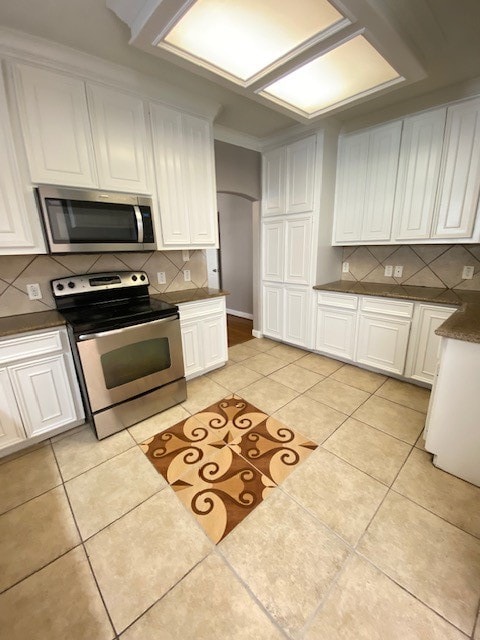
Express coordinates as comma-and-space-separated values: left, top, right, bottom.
51, 271, 186, 439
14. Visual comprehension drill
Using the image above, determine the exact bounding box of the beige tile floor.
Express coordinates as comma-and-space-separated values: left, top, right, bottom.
0, 337, 479, 639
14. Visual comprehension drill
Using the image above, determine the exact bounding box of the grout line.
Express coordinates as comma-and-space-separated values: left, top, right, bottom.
352, 550, 473, 638
215, 546, 292, 639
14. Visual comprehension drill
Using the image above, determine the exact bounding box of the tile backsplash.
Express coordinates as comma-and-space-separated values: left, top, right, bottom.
0, 250, 207, 317
342, 245, 480, 290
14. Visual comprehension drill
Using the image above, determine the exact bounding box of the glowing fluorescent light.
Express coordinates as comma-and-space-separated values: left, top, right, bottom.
262, 35, 401, 114
162, 0, 344, 82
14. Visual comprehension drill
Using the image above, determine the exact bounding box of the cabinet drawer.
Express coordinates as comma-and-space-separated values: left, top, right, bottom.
178, 297, 225, 321
360, 296, 413, 318
317, 292, 358, 310
0, 329, 64, 365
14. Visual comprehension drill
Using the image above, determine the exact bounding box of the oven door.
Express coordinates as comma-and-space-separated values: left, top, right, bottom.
76, 316, 184, 413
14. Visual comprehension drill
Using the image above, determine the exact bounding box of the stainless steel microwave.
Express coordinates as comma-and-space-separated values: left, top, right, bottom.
36, 186, 156, 253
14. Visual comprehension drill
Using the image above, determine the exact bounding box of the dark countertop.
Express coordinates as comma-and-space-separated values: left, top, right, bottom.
0, 310, 66, 339
0, 289, 228, 339
314, 280, 480, 344
152, 287, 229, 305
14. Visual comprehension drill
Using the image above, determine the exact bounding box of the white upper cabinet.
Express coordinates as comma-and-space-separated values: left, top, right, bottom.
14, 64, 97, 187
393, 108, 446, 241
0, 68, 45, 254
263, 147, 286, 216
362, 121, 402, 241
150, 102, 217, 248
286, 136, 316, 214
334, 97, 480, 245
334, 121, 401, 244
333, 131, 369, 243
87, 84, 150, 194
433, 98, 480, 239
262, 136, 316, 217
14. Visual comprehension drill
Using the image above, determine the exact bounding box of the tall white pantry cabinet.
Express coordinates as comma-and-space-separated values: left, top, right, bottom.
261, 129, 341, 349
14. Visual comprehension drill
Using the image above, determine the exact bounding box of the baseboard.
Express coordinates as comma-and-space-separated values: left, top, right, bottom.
226, 308, 254, 320
252, 329, 263, 338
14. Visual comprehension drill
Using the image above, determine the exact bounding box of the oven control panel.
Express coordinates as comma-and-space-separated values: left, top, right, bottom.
51, 271, 149, 297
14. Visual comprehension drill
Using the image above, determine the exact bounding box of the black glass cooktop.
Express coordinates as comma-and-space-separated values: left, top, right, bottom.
62, 297, 178, 335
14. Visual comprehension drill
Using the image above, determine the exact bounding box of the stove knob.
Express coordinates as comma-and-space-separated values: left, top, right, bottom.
56, 283, 64, 291
140, 274, 146, 281
68, 281, 75, 289
132, 275, 138, 281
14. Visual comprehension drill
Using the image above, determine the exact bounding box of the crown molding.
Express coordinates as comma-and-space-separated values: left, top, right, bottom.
0, 26, 222, 120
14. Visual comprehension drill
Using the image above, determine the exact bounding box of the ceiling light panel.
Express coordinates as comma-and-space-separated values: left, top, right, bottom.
162, 0, 346, 83
261, 35, 401, 115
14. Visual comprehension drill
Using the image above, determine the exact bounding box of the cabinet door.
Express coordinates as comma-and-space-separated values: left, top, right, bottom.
262, 220, 285, 282
202, 314, 228, 370
182, 114, 218, 246
0, 73, 45, 254
394, 109, 446, 240
408, 305, 455, 384
180, 320, 203, 379
88, 85, 150, 194
9, 354, 78, 437
434, 98, 480, 239
315, 307, 356, 360
0, 368, 25, 450
14, 64, 96, 187
333, 131, 368, 243
150, 102, 190, 245
362, 121, 402, 242
284, 286, 310, 348
285, 216, 312, 285
356, 314, 410, 374
262, 284, 283, 340
262, 147, 286, 216
286, 136, 316, 214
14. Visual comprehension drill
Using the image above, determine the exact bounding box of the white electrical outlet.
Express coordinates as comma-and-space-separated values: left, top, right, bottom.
183, 269, 191, 282
26, 283, 42, 300
342, 261, 349, 273
384, 265, 393, 277
462, 265, 474, 280
394, 265, 403, 278
182, 250, 190, 261
157, 272, 166, 284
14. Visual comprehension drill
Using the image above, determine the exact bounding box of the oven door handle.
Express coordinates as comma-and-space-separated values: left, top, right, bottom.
134, 205, 144, 243
77, 315, 178, 341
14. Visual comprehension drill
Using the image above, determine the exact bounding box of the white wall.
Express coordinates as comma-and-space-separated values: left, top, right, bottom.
217, 193, 253, 316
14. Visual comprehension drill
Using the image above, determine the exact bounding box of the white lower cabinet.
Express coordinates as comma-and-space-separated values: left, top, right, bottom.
405, 304, 456, 383
315, 308, 357, 360
263, 284, 311, 348
356, 314, 411, 374
0, 327, 85, 455
178, 297, 228, 379
0, 368, 25, 449
315, 291, 454, 383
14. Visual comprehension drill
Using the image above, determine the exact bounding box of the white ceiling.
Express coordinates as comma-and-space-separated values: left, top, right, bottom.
1, 0, 480, 139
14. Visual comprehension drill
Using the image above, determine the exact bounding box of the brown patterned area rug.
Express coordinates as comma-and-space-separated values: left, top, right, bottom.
141, 395, 317, 543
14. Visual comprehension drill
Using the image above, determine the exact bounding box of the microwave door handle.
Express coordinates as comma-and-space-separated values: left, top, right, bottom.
134, 205, 144, 243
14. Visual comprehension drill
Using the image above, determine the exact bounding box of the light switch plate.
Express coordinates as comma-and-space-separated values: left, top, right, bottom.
183, 269, 191, 282
462, 266, 474, 279
384, 265, 393, 277
342, 262, 349, 273
157, 272, 166, 284
182, 250, 190, 261
394, 265, 403, 278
